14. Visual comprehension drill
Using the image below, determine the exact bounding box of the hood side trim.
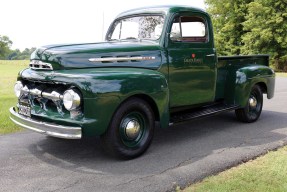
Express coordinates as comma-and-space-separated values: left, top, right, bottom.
88, 56, 156, 62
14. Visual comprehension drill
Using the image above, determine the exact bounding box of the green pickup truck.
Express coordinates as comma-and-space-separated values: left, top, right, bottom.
10, 5, 275, 159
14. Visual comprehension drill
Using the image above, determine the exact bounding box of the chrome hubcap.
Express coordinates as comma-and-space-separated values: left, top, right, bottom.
125, 120, 141, 140
249, 96, 257, 108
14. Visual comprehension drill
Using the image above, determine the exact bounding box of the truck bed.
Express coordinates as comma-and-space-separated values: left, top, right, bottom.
218, 54, 269, 66
216, 54, 270, 101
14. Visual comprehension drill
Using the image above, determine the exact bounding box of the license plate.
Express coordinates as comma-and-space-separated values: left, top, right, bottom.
18, 102, 31, 117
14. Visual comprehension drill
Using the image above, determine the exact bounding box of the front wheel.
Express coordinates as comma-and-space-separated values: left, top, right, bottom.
235, 85, 263, 123
100, 98, 155, 159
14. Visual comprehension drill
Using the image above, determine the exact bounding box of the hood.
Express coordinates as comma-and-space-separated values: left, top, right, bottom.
31, 41, 162, 70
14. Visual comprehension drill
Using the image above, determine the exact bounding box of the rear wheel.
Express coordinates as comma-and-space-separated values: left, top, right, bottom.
101, 98, 155, 159
235, 85, 263, 123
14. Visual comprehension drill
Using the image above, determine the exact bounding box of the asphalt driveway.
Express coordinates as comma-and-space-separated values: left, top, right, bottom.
1, 77, 287, 192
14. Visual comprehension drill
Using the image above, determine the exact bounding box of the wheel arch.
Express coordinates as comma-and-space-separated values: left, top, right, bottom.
256, 82, 267, 94
234, 79, 268, 107
119, 94, 160, 122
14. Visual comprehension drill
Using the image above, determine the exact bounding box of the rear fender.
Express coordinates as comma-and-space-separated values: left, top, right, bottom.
225, 65, 275, 107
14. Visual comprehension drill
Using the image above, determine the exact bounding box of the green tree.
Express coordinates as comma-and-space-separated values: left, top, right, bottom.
18, 47, 36, 60
205, 0, 252, 55
8, 49, 21, 60
9, 47, 36, 60
0, 35, 13, 59
242, 0, 287, 71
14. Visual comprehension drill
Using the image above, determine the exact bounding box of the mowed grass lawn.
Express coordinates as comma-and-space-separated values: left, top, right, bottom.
182, 146, 287, 192
0, 60, 28, 134
276, 72, 287, 77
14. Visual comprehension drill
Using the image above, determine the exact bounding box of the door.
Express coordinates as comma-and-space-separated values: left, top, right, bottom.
168, 13, 217, 107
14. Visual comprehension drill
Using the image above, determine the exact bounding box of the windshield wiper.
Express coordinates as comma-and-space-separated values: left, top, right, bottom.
108, 39, 120, 42
108, 37, 143, 42
124, 37, 141, 41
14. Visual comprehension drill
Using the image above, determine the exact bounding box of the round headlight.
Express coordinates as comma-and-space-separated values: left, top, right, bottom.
63, 89, 81, 111
14, 81, 23, 98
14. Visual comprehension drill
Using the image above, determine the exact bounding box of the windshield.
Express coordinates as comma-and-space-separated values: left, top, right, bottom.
107, 15, 165, 41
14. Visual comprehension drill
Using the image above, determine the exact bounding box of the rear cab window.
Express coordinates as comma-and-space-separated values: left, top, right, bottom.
170, 16, 208, 43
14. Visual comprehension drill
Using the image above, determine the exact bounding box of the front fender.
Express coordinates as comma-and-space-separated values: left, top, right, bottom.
74, 68, 169, 136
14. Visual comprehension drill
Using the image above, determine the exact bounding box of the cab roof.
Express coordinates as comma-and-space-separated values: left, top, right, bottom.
116, 5, 207, 18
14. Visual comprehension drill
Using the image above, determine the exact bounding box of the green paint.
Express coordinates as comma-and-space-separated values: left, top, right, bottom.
12, 6, 275, 137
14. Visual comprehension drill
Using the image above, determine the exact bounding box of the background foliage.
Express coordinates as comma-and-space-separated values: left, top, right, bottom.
205, 0, 287, 71
0, 35, 36, 60
0, 35, 13, 59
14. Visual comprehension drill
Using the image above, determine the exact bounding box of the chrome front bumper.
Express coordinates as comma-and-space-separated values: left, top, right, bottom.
9, 107, 82, 139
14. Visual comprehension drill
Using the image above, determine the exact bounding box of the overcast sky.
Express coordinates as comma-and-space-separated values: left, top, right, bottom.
1, 0, 205, 50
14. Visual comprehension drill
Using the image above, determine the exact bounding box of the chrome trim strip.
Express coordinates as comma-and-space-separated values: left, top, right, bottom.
88, 56, 156, 62
9, 107, 82, 139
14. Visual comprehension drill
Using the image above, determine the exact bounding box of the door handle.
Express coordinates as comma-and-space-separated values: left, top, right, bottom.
206, 54, 215, 57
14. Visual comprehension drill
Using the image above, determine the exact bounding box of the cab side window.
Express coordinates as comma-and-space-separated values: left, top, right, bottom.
170, 16, 208, 43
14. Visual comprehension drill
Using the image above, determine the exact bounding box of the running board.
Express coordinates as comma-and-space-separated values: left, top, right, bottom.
170, 103, 239, 124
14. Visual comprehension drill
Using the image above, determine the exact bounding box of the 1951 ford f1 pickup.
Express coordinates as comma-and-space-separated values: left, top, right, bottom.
10, 5, 275, 159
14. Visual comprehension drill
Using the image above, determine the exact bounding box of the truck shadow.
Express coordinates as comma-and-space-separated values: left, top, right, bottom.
28, 110, 287, 175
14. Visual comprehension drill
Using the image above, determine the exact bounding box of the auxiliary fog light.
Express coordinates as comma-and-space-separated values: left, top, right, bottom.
63, 89, 81, 111
14, 81, 23, 98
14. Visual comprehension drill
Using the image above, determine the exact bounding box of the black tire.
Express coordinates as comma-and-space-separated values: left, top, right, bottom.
235, 85, 263, 123
100, 98, 155, 159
